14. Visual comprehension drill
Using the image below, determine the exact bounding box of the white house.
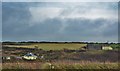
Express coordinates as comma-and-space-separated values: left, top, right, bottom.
22, 53, 37, 60
102, 46, 113, 50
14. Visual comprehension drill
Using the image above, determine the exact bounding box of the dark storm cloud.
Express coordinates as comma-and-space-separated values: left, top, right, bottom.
2, 2, 118, 42
2, 2, 31, 39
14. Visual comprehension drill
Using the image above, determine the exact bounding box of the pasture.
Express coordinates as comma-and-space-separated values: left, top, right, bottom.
4, 43, 87, 50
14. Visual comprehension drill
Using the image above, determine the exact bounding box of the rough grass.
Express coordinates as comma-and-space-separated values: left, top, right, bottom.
2, 62, 119, 69
53, 63, 119, 69
4, 43, 86, 50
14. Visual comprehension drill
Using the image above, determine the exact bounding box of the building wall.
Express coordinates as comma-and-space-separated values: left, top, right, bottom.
86, 44, 102, 50
102, 46, 113, 50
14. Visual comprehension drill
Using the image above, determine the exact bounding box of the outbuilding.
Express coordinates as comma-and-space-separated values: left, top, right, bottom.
86, 44, 102, 50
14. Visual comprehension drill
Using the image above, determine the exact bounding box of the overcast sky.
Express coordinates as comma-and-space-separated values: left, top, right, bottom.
2, 2, 118, 42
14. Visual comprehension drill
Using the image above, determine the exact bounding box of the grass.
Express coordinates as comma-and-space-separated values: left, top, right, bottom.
2, 62, 119, 69
53, 63, 119, 69
4, 43, 86, 50
2, 43, 119, 70
85, 50, 106, 54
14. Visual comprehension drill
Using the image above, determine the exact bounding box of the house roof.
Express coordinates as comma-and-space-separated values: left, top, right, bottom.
25, 53, 36, 57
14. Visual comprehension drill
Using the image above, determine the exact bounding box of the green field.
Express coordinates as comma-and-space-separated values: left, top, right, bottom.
4, 43, 87, 50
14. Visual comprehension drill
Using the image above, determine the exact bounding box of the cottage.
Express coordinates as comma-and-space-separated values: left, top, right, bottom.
22, 53, 37, 60
102, 46, 113, 50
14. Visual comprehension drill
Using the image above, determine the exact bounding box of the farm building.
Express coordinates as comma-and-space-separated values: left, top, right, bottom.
83, 44, 102, 50
83, 44, 113, 50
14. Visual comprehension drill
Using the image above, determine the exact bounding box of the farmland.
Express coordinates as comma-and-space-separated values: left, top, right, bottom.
3, 43, 87, 50
2, 42, 119, 70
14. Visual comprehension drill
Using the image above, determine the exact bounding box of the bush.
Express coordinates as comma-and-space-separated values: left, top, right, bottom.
110, 44, 120, 50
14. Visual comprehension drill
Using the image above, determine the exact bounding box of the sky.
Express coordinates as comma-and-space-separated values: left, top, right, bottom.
2, 2, 118, 42
2, 0, 120, 2
0, 2, 2, 42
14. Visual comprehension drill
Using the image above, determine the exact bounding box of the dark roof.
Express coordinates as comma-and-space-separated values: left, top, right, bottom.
25, 53, 36, 56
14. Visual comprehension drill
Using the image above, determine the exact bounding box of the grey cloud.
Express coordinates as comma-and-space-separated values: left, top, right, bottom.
2, 2, 31, 39
63, 18, 117, 37
2, 2, 118, 42
3, 17, 117, 42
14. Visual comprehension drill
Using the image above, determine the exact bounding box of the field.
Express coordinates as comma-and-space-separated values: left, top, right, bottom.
2, 61, 119, 69
2, 43, 119, 70
4, 43, 87, 50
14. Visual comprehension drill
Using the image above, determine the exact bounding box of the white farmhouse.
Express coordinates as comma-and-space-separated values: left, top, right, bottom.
102, 46, 113, 50
22, 53, 37, 60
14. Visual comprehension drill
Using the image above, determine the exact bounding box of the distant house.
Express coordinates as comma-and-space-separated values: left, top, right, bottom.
2, 56, 11, 60
22, 53, 37, 60
85, 44, 102, 50
102, 46, 113, 50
